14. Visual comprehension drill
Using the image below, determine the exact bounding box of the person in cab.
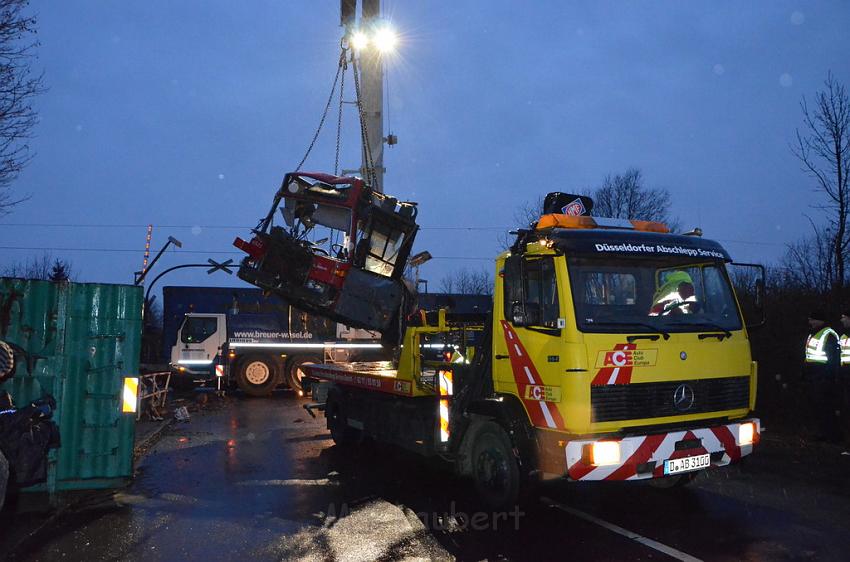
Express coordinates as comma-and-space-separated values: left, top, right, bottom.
648, 270, 697, 316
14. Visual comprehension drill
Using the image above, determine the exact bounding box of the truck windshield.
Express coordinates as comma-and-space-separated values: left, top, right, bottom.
567, 256, 742, 333
180, 316, 218, 343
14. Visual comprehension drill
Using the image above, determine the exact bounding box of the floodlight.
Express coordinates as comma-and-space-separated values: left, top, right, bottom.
373, 27, 397, 53
351, 30, 369, 50
409, 251, 432, 267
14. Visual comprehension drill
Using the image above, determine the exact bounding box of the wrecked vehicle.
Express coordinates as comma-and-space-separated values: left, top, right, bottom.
234, 172, 419, 345
0, 341, 60, 512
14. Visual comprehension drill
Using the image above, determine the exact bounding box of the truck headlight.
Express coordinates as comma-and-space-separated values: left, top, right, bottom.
586, 441, 621, 466
738, 422, 756, 446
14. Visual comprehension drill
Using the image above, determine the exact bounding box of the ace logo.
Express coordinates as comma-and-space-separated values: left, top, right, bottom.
523, 384, 561, 402
595, 347, 658, 368
604, 350, 632, 367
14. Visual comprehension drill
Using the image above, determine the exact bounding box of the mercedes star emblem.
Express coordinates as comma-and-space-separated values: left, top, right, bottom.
673, 383, 695, 412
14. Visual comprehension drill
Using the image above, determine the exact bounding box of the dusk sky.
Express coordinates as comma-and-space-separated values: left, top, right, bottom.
2, 1, 849, 298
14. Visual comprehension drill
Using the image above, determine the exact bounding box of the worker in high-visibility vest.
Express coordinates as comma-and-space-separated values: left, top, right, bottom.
649, 271, 697, 316
837, 311, 850, 447
805, 310, 841, 442
839, 311, 850, 368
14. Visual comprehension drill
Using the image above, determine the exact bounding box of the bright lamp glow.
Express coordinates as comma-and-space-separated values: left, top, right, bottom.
738, 422, 756, 446
351, 31, 369, 50
373, 27, 397, 53
589, 441, 621, 466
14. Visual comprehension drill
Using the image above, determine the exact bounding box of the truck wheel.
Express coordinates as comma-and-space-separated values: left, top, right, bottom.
471, 422, 521, 510
0, 449, 8, 513
287, 355, 321, 393
236, 355, 278, 397
326, 394, 361, 447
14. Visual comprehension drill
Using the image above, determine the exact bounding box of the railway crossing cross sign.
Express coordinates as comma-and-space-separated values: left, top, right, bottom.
207, 258, 234, 275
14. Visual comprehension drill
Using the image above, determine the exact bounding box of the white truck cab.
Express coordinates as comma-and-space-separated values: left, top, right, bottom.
171, 313, 226, 376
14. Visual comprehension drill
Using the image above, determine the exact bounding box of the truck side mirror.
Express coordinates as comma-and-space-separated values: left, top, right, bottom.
504, 255, 525, 327
729, 262, 766, 330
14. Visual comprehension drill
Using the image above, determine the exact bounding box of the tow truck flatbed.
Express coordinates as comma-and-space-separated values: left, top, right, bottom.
306, 310, 481, 400
307, 361, 422, 397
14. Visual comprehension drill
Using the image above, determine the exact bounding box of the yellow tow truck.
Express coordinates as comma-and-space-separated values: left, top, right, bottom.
305, 193, 763, 507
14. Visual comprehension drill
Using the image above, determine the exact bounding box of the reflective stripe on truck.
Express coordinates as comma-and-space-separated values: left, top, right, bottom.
565, 419, 760, 481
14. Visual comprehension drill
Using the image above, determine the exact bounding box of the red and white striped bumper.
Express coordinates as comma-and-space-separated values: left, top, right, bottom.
565, 419, 759, 481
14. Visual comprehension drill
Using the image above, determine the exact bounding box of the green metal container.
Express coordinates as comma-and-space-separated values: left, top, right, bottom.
0, 278, 142, 493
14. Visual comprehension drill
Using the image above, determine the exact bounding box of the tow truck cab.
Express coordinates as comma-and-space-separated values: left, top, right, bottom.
306, 195, 763, 506
494, 212, 762, 481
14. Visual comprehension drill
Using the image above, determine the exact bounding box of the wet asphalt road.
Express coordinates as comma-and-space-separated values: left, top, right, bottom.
4, 392, 850, 561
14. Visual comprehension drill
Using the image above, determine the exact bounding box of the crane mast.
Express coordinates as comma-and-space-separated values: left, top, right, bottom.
341, 0, 386, 193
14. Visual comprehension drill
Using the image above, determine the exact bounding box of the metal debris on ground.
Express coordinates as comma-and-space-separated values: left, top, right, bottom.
138, 372, 170, 421
173, 406, 191, 422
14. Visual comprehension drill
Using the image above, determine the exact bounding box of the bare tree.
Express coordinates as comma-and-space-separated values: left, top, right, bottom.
144, 295, 163, 329
498, 196, 544, 249
513, 196, 544, 228
792, 73, 850, 295
439, 267, 493, 295
500, 168, 678, 248
0, 0, 43, 215
141, 294, 163, 363
780, 224, 835, 293
592, 168, 678, 229
4, 253, 50, 279
3, 254, 75, 281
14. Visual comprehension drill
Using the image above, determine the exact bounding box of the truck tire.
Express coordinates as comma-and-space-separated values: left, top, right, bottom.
326, 393, 362, 447
287, 355, 321, 393
0, 449, 8, 513
470, 421, 521, 510
236, 355, 278, 397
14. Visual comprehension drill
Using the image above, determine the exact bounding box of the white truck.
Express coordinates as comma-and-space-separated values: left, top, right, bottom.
164, 286, 383, 396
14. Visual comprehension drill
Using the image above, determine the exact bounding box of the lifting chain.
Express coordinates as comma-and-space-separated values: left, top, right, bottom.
294, 43, 377, 190
334, 52, 347, 176
352, 56, 378, 190
294, 47, 348, 173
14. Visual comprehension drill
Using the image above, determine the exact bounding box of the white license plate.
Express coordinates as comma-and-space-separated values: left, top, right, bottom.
663, 454, 710, 475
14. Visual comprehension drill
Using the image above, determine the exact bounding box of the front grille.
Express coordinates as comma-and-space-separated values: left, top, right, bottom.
591, 376, 749, 423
